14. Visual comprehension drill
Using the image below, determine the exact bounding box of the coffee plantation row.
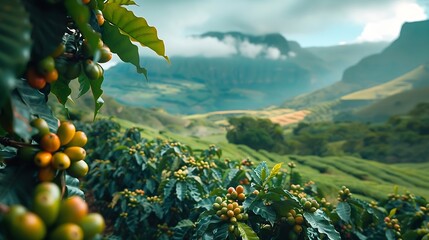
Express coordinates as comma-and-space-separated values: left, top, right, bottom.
77, 119, 428, 239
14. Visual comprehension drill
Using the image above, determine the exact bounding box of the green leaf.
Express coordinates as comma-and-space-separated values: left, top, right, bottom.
16, 80, 58, 132
51, 76, 72, 105
163, 178, 177, 197
336, 202, 351, 223
248, 199, 276, 225
212, 222, 228, 240
0, 165, 36, 207
0, 0, 32, 108
304, 210, 341, 240
172, 219, 194, 240
102, 22, 147, 77
176, 181, 186, 201
102, 3, 168, 60
64, 175, 84, 199
254, 162, 268, 183
107, 0, 137, 5
89, 73, 104, 120
237, 222, 259, 240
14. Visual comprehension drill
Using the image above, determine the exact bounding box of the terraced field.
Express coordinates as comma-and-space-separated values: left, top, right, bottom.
106, 116, 429, 202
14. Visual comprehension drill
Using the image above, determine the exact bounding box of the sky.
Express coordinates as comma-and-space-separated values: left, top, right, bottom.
128, 0, 428, 58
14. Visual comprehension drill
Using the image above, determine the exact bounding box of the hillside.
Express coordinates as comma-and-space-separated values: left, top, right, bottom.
353, 86, 429, 121
341, 64, 429, 100
285, 20, 429, 108
100, 117, 429, 201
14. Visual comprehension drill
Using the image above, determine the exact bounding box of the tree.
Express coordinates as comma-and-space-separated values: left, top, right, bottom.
0, 0, 166, 238
226, 117, 285, 152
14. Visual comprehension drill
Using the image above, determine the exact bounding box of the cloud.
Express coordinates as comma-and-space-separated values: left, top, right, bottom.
130, 0, 428, 54
356, 2, 427, 42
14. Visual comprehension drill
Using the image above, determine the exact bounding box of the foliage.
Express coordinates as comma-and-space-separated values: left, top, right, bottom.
226, 117, 286, 153
0, 0, 165, 239
82, 119, 429, 239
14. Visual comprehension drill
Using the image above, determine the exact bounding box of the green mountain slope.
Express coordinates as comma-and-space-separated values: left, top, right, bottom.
354, 86, 429, 121
341, 64, 429, 100
103, 117, 429, 201
285, 20, 429, 108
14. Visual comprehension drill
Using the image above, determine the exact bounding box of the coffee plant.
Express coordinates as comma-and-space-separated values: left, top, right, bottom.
78, 119, 429, 239
0, 0, 166, 239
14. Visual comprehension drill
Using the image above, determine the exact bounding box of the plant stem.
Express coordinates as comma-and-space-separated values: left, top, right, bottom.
0, 137, 37, 149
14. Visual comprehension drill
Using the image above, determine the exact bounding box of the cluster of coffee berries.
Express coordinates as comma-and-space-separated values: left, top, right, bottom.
384, 217, 402, 239
387, 191, 414, 202
416, 222, 429, 239
157, 223, 174, 237
18, 118, 89, 181
337, 186, 352, 202
120, 188, 145, 208
147, 195, 162, 203
284, 209, 304, 235
241, 158, 253, 166
239, 178, 250, 185
287, 162, 296, 168
289, 184, 306, 198
128, 144, 144, 156
173, 168, 188, 181
212, 186, 249, 236
2, 182, 104, 240
319, 198, 332, 212
185, 157, 211, 170
300, 198, 319, 213
420, 204, 429, 215
26, 53, 61, 89
226, 186, 246, 202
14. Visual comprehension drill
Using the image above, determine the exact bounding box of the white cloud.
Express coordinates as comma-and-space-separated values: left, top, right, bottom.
265, 47, 284, 60
356, 2, 427, 42
238, 40, 264, 58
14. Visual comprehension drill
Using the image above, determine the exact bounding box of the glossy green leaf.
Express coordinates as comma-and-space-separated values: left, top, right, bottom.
102, 21, 148, 77
107, 0, 137, 5
248, 198, 276, 225
304, 210, 341, 240
51, 76, 72, 105
336, 202, 351, 223
163, 178, 177, 197
102, 3, 168, 60
0, 0, 32, 108
89, 71, 104, 120
24, 0, 67, 60
176, 181, 186, 201
77, 73, 91, 98
212, 223, 228, 240
64, 175, 85, 199
172, 219, 194, 240
0, 165, 36, 207
237, 222, 259, 240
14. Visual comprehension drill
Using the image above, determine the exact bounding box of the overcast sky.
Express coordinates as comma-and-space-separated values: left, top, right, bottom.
127, 0, 428, 58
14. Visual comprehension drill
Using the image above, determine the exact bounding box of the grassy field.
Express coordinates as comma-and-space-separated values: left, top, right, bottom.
105, 116, 429, 202
341, 64, 429, 101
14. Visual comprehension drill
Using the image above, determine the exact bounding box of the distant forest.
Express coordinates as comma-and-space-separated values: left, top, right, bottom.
227, 103, 429, 163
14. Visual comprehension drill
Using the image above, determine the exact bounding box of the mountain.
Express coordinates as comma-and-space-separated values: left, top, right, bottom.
351, 86, 429, 122
341, 64, 429, 101
104, 32, 338, 114
305, 42, 389, 80
284, 20, 429, 108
